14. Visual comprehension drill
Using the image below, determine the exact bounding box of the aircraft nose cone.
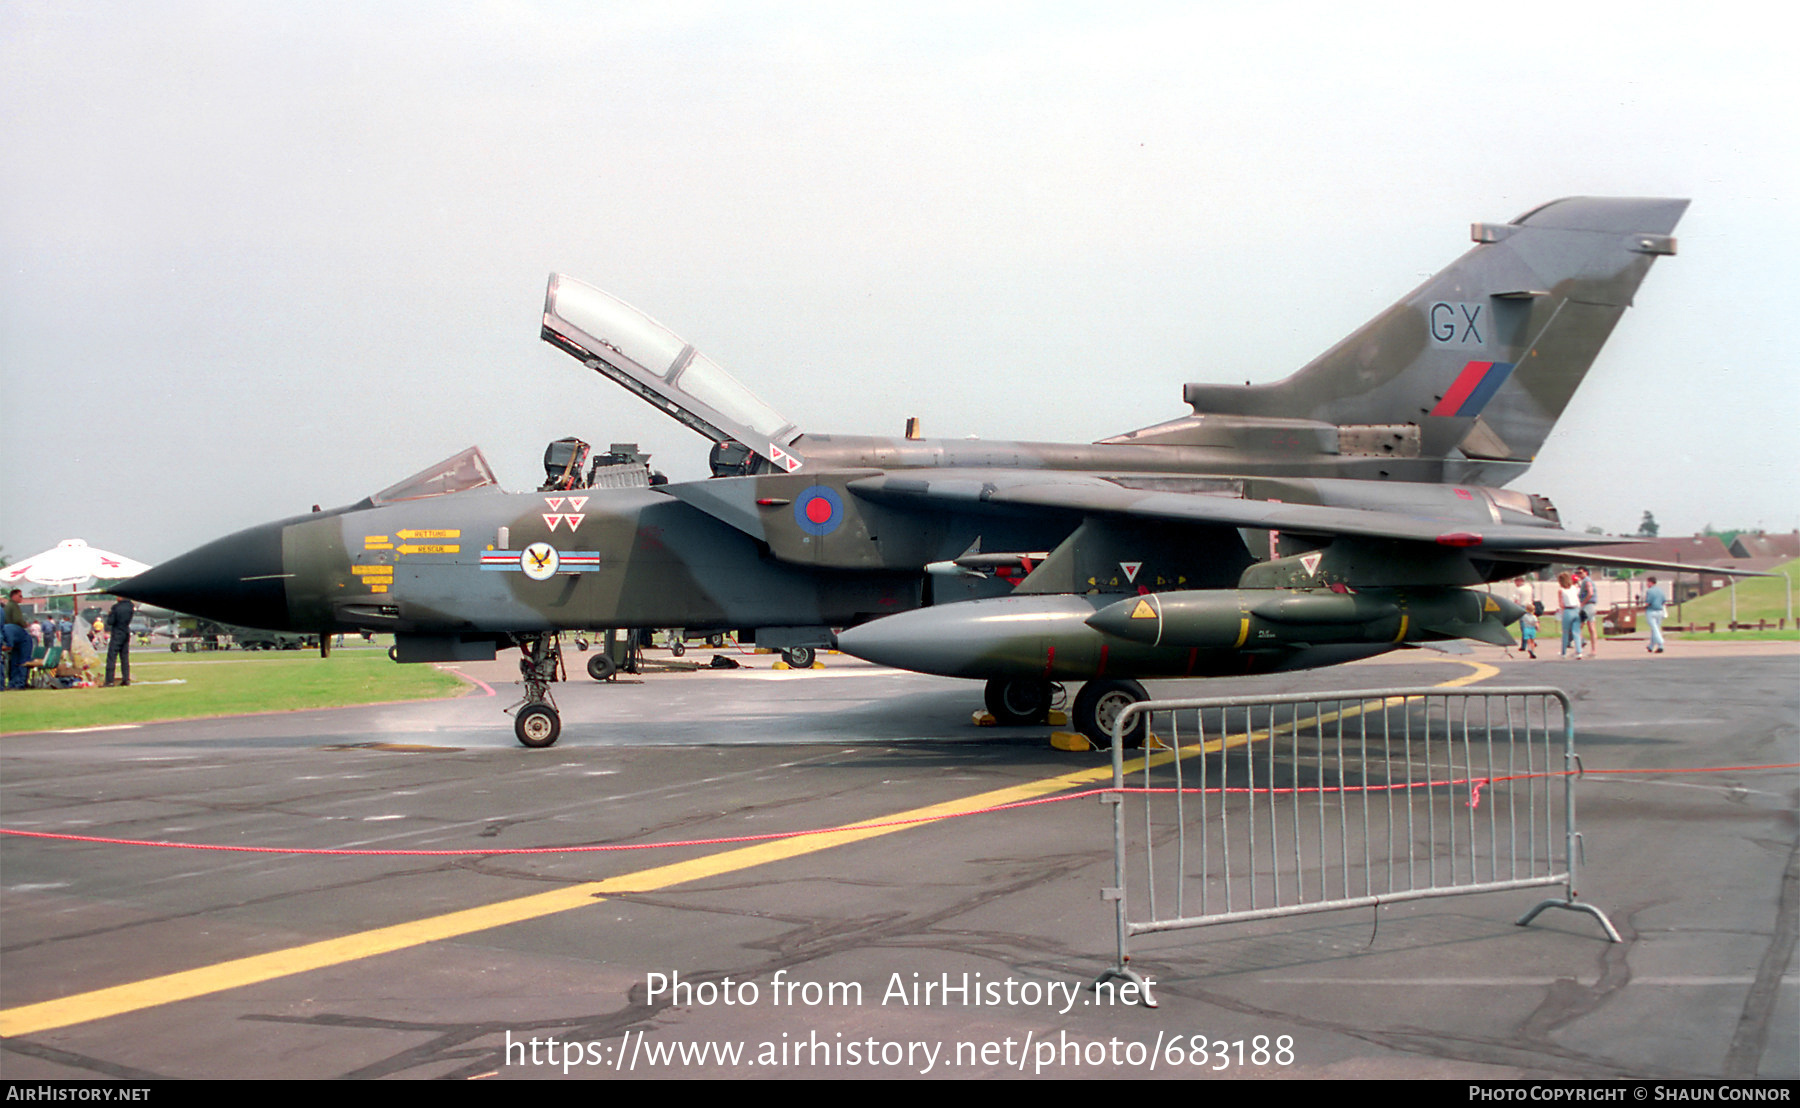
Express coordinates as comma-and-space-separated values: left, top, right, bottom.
118, 520, 293, 630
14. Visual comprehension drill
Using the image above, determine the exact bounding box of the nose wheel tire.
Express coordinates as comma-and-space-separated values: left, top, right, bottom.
587, 654, 618, 681
514, 704, 562, 748
1073, 679, 1150, 748
984, 677, 1055, 725
781, 646, 815, 668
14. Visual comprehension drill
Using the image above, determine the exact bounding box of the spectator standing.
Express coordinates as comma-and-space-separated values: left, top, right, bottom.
104, 596, 135, 687
1644, 576, 1668, 654
1577, 567, 1600, 655
3, 589, 31, 690
1557, 572, 1583, 660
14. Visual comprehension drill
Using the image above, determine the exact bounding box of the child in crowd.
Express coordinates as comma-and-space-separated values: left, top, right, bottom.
1519, 602, 1540, 659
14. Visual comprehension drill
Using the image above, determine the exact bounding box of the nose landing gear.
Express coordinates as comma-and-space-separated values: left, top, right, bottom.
514, 703, 561, 748
510, 633, 564, 747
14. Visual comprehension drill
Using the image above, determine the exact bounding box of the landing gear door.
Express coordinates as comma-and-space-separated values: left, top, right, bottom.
541, 274, 806, 472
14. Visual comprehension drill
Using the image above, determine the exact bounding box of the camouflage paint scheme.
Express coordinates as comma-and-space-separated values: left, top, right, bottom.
123, 197, 1703, 745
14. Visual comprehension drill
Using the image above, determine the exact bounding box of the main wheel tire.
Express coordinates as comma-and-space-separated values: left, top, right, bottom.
1073, 679, 1150, 748
514, 705, 561, 748
706, 634, 726, 648
587, 654, 617, 681
781, 646, 815, 668
984, 677, 1053, 725
388, 644, 399, 661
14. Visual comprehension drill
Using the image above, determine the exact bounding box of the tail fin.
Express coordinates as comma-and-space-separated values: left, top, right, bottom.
1179, 197, 1687, 482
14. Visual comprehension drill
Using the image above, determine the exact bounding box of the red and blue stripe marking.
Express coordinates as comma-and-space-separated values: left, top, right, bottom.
480, 550, 601, 572
1431, 360, 1516, 418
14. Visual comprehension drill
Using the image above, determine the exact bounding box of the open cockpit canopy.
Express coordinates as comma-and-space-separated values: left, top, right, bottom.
541, 274, 803, 471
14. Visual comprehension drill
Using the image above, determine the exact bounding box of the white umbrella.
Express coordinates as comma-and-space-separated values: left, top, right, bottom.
1, 539, 150, 589
1, 541, 147, 678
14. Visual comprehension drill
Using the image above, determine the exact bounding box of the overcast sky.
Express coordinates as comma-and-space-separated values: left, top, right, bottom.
3, 1, 1795, 567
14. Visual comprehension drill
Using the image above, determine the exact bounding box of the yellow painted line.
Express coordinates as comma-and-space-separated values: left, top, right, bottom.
0, 660, 1494, 1038
1430, 659, 1497, 689
0, 753, 1141, 1037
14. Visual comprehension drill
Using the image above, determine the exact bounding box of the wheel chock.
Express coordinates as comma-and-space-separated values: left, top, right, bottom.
1047, 709, 1069, 726
772, 661, 791, 670
1044, 731, 1165, 751
810, 661, 826, 669
973, 710, 997, 727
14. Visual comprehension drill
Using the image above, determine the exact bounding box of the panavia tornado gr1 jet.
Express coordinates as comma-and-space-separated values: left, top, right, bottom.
123, 196, 1703, 747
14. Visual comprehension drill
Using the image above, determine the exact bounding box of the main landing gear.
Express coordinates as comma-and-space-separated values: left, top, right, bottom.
511, 633, 563, 748
981, 676, 1149, 747
983, 677, 1059, 726
1072, 679, 1149, 748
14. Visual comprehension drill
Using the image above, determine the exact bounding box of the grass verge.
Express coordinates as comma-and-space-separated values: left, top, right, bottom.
1667, 558, 1798, 625
0, 649, 469, 734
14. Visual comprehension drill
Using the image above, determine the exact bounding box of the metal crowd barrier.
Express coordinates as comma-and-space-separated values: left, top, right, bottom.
1099, 687, 1617, 1003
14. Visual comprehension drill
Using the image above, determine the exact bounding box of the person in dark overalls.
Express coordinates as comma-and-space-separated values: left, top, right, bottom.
104, 595, 135, 687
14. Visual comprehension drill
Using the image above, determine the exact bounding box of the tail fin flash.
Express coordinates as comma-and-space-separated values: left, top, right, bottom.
1180, 197, 1687, 482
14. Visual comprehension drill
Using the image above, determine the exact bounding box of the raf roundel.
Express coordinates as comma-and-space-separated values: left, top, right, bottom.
793, 486, 844, 537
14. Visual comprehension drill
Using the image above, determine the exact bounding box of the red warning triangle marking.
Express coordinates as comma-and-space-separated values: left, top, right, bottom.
1120, 561, 1142, 583
545, 497, 566, 511
543, 514, 562, 531
568, 497, 589, 512
564, 514, 585, 531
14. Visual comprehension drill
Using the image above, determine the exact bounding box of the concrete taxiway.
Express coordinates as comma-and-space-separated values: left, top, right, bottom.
1, 642, 1794, 1079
